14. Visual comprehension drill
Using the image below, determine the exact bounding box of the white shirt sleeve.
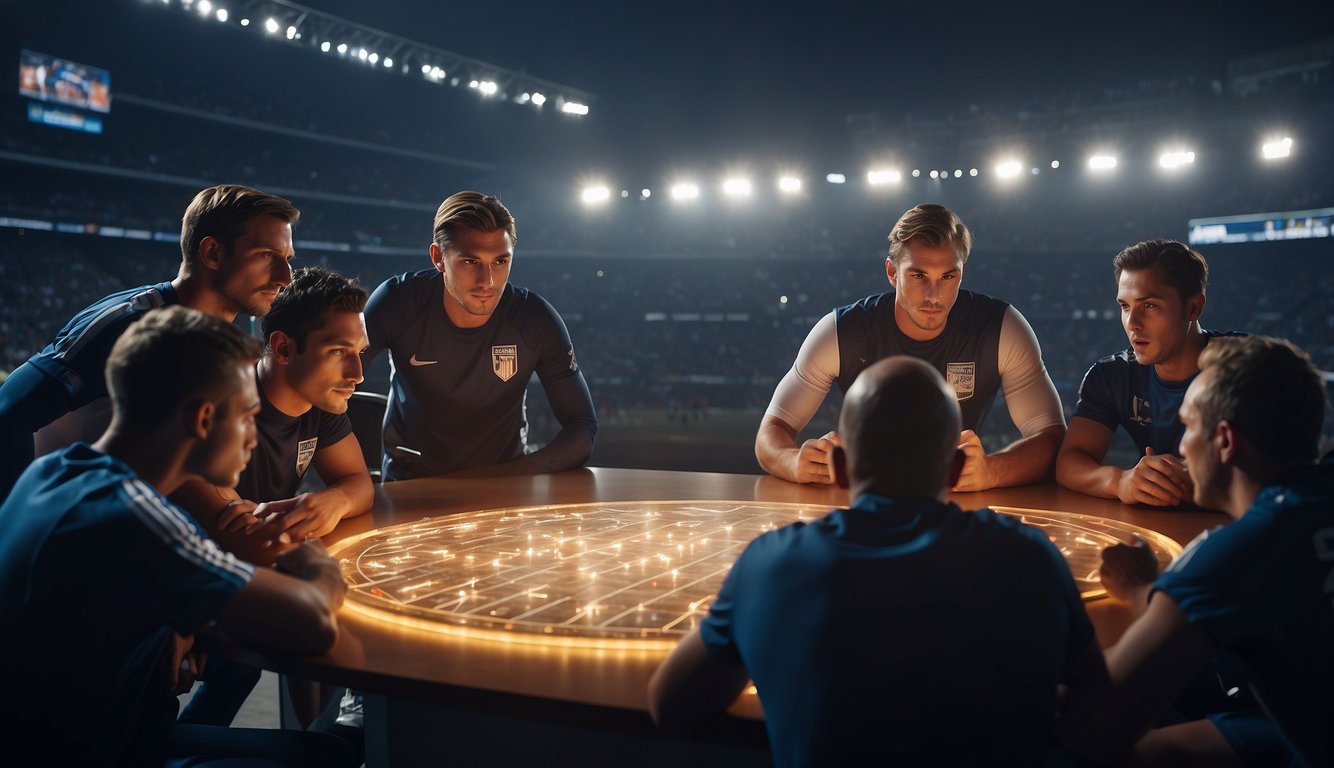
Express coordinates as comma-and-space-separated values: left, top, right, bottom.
764, 312, 840, 432
997, 305, 1066, 437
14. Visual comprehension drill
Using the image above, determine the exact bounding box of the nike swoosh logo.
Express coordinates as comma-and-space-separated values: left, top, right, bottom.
409, 355, 438, 367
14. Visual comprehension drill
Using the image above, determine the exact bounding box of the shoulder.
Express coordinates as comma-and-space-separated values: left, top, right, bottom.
505, 285, 566, 328
368, 269, 437, 303
836, 291, 893, 318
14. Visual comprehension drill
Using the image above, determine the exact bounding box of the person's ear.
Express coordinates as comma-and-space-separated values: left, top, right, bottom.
1216, 420, 1239, 465
833, 446, 849, 489
188, 399, 216, 441
268, 330, 295, 364
885, 258, 897, 288
948, 449, 966, 487
429, 242, 446, 272
1186, 293, 1206, 322
198, 236, 224, 271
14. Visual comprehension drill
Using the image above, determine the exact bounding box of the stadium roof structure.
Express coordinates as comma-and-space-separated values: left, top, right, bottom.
159, 0, 595, 115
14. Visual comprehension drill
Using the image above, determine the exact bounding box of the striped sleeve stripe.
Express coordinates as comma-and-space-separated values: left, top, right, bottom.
56, 288, 166, 363
120, 479, 254, 584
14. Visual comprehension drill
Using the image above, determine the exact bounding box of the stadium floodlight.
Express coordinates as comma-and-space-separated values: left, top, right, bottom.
264, 17, 279, 33
670, 182, 700, 200
953, 169, 962, 178
337, 43, 348, 54
640, 188, 652, 198
929, 170, 939, 179
1051, 160, 1060, 169
357, 48, 368, 60
198, 0, 212, 15
994, 159, 1023, 179
431, 66, 445, 79
825, 173, 846, 184
1088, 154, 1117, 171
239, 17, 249, 25
287, 25, 298, 39
722, 178, 753, 197
531, 92, 547, 106
517, 93, 530, 103
867, 169, 901, 185
322, 41, 333, 52
969, 168, 978, 176
561, 101, 590, 115
1262, 137, 1293, 160
580, 185, 611, 205
911, 169, 921, 177
478, 80, 498, 95
778, 176, 802, 193
421, 64, 431, 74
215, 8, 227, 22
368, 52, 379, 64
383, 57, 393, 68
1159, 149, 1195, 169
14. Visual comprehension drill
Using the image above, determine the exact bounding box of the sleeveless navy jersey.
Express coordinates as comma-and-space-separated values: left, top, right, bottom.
1074, 330, 1243, 455
835, 290, 1008, 431
363, 271, 593, 480
235, 383, 352, 502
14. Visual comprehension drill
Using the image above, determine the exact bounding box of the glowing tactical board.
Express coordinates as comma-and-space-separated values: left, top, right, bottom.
330, 501, 1181, 647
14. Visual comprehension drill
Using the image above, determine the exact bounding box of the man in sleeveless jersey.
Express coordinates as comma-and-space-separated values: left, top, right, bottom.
652, 357, 1099, 765
1057, 240, 1240, 506
170, 267, 374, 727
0, 307, 353, 767
0, 184, 300, 501
362, 191, 597, 480
755, 203, 1065, 490
1058, 336, 1332, 766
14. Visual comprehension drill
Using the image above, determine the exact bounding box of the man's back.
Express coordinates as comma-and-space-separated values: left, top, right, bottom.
0, 444, 254, 766
700, 496, 1092, 766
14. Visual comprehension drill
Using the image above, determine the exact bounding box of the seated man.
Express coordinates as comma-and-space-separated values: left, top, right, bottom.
755, 203, 1065, 490
1057, 239, 1240, 506
1058, 336, 1332, 767
652, 356, 1098, 765
171, 266, 374, 727
0, 184, 300, 501
0, 306, 352, 767
362, 191, 598, 480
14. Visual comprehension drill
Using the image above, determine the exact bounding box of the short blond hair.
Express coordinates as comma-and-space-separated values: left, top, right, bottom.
887, 203, 972, 267
432, 191, 517, 249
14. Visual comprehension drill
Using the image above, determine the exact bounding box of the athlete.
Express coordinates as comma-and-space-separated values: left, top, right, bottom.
1058, 336, 1332, 766
652, 357, 1098, 764
363, 191, 597, 480
170, 267, 374, 727
0, 184, 299, 501
1056, 239, 1240, 506
755, 203, 1065, 490
0, 306, 352, 767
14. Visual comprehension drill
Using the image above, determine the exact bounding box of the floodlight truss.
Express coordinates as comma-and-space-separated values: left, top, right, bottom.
161, 0, 595, 115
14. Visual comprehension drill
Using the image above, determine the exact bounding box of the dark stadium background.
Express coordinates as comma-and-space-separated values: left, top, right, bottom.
3, 1, 1332, 474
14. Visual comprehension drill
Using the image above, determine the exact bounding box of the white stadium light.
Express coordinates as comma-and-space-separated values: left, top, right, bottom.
478, 80, 498, 95
368, 52, 379, 64
929, 170, 939, 179
215, 8, 228, 22
264, 17, 279, 33
825, 173, 846, 184
357, 48, 368, 60
1159, 149, 1196, 169
995, 159, 1023, 179
468, 80, 479, 88
337, 43, 348, 54
621, 190, 630, 198
954, 169, 962, 178
778, 176, 802, 193
421, 64, 432, 74
383, 57, 393, 68
670, 182, 700, 200
197, 0, 212, 15
911, 169, 921, 177
1051, 160, 1060, 169
640, 188, 652, 198
580, 185, 611, 205
722, 178, 753, 197
286, 25, 297, 40
322, 41, 332, 53
1088, 154, 1118, 171
969, 168, 978, 176
240, 17, 249, 26
517, 93, 530, 103
531, 92, 547, 106
867, 169, 901, 185
561, 101, 590, 115
1262, 137, 1293, 160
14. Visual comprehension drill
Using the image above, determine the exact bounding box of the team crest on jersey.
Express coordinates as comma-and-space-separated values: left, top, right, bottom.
492, 345, 518, 381
1131, 396, 1152, 426
946, 362, 975, 401
295, 438, 318, 478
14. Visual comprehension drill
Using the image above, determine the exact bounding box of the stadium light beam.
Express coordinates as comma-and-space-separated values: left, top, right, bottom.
531, 92, 547, 106
478, 80, 498, 96
239, 17, 249, 25
197, 0, 212, 15
1262, 137, 1293, 160
368, 52, 379, 64
825, 173, 846, 184
722, 178, 753, 197
286, 25, 298, 39
215, 8, 228, 22
670, 182, 700, 201
264, 17, 279, 33
561, 101, 590, 116
867, 169, 901, 185
778, 176, 802, 193
1088, 154, 1118, 171
1159, 149, 1195, 170
336, 43, 348, 54
994, 159, 1023, 179
580, 185, 611, 205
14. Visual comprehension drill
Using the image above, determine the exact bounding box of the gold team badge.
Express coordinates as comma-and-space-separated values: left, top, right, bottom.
946, 362, 975, 401
492, 345, 518, 382
295, 438, 318, 478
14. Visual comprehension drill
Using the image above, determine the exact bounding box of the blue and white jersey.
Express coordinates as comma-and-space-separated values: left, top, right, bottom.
0, 443, 253, 766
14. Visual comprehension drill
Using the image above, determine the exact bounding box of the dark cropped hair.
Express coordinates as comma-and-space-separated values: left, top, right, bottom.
432, 191, 517, 250
106, 306, 264, 427
180, 184, 300, 265
1113, 239, 1208, 303
262, 267, 367, 352
887, 203, 972, 267
1196, 336, 1327, 464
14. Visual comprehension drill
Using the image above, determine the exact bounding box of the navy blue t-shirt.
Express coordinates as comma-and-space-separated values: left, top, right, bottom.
1073, 330, 1242, 455
363, 272, 596, 479
0, 444, 253, 766
0, 282, 178, 497
1155, 464, 1334, 766
699, 495, 1094, 767
235, 383, 353, 502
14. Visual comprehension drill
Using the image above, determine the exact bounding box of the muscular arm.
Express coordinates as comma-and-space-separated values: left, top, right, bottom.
213, 541, 346, 655
456, 367, 598, 477
1057, 417, 1191, 505
276, 433, 374, 539
648, 629, 752, 736
1055, 593, 1214, 763
755, 313, 840, 482
171, 478, 288, 565
0, 362, 71, 498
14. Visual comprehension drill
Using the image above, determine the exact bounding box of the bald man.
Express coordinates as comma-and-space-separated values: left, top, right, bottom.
650, 357, 1099, 766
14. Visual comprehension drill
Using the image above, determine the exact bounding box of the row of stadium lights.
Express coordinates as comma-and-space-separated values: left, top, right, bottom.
167, 0, 590, 116
579, 138, 1296, 205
